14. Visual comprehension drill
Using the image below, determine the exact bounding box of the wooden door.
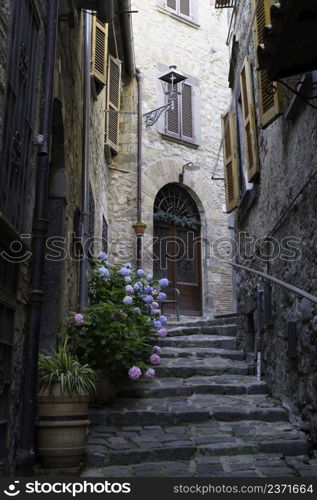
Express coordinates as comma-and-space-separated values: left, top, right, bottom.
154, 224, 202, 316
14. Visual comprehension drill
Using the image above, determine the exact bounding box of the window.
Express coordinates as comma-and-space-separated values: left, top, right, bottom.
240, 59, 260, 182
105, 55, 122, 153
221, 108, 240, 213
102, 217, 108, 253
166, 0, 191, 18
157, 66, 201, 146
252, 0, 282, 128
157, 0, 199, 25
91, 17, 108, 87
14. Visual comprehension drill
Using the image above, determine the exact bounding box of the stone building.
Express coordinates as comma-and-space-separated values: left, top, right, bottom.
108, 0, 233, 316
0, 0, 134, 474
217, 0, 317, 445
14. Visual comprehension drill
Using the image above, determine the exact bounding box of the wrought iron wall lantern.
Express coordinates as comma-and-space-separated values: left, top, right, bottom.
179, 162, 200, 183
144, 65, 187, 127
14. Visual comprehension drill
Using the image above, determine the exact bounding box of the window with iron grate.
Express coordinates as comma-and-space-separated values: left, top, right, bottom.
215, 0, 235, 8
102, 216, 108, 253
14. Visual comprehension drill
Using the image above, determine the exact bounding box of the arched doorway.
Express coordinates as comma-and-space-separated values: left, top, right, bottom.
153, 183, 202, 316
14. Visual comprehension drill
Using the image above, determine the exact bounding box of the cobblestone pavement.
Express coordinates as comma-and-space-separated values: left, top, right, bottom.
83, 318, 317, 477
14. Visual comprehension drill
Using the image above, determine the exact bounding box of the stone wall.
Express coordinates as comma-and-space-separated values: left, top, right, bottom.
108, 0, 233, 315
229, 0, 317, 444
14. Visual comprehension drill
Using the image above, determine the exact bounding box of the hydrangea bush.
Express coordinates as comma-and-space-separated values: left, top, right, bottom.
69, 254, 169, 383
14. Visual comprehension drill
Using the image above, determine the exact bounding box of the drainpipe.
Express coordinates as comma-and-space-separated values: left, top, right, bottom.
18, 0, 59, 474
79, 11, 91, 312
136, 69, 143, 269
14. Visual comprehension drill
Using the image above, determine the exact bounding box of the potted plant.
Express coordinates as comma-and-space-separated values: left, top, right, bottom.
132, 221, 147, 236
37, 338, 96, 468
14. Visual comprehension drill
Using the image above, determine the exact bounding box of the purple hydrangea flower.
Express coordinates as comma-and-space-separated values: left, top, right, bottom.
158, 328, 168, 338
152, 301, 159, 309
145, 368, 155, 378
125, 276, 132, 284
144, 295, 154, 304
158, 292, 167, 302
125, 284, 134, 294
128, 366, 142, 380
133, 307, 141, 315
153, 320, 162, 329
123, 296, 133, 306
98, 252, 108, 262
74, 313, 84, 326
151, 308, 161, 315
137, 269, 145, 277
153, 346, 161, 355
133, 281, 143, 292
159, 278, 169, 288
144, 285, 153, 294
159, 315, 167, 325
124, 263, 132, 269
119, 267, 131, 277
150, 353, 161, 365
98, 267, 110, 279
146, 274, 153, 282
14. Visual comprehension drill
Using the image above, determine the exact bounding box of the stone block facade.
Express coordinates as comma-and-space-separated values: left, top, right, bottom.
108, 0, 233, 316
226, 0, 317, 444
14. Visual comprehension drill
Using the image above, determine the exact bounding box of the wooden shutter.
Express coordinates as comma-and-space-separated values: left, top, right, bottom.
105, 55, 122, 152
179, 0, 190, 17
181, 83, 194, 141
240, 59, 260, 182
253, 0, 282, 128
166, 0, 177, 11
166, 84, 180, 138
91, 17, 108, 86
221, 109, 240, 213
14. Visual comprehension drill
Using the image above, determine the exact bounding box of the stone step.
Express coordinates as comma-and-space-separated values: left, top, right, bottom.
167, 316, 240, 329
119, 375, 267, 398
86, 419, 309, 467
155, 357, 250, 377
89, 394, 289, 427
167, 324, 237, 337
159, 335, 237, 350
83, 451, 317, 477
159, 347, 244, 360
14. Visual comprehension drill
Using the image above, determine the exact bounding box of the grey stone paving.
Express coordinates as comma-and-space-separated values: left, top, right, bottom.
83, 317, 316, 477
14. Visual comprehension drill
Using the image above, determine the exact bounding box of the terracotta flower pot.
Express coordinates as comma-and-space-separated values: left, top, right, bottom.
37, 384, 90, 468
133, 224, 146, 236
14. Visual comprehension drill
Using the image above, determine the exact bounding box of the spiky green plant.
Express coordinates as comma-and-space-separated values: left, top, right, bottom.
38, 338, 96, 396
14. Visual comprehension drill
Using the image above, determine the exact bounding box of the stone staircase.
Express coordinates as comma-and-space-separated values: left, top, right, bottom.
83, 317, 317, 477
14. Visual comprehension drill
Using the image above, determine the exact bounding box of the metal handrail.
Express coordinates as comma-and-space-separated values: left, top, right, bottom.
230, 262, 317, 305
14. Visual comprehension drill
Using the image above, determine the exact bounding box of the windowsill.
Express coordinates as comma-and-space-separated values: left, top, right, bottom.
237, 185, 259, 226
160, 133, 200, 149
156, 6, 200, 29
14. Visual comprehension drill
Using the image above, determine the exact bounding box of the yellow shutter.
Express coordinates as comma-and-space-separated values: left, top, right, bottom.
221, 108, 240, 213
252, 0, 282, 128
91, 17, 108, 86
105, 55, 122, 152
240, 59, 260, 182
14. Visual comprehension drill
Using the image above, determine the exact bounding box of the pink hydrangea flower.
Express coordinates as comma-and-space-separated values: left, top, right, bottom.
152, 302, 159, 309
74, 313, 84, 326
150, 353, 161, 365
125, 284, 134, 294
153, 346, 161, 355
128, 366, 142, 380
145, 368, 155, 378
158, 328, 168, 338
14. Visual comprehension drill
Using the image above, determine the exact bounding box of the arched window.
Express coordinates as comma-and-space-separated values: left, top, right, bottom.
154, 184, 201, 231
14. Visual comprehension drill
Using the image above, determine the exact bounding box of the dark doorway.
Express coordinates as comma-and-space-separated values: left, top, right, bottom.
153, 184, 202, 316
